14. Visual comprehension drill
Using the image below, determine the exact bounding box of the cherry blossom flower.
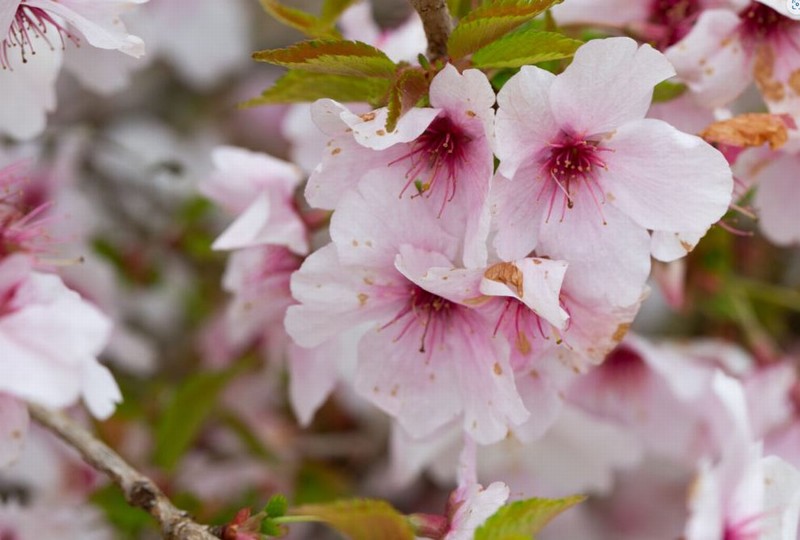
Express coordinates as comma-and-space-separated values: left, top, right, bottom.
685, 372, 800, 540
286, 174, 528, 444
667, 1, 800, 116
442, 438, 509, 540
492, 37, 733, 305
553, 0, 747, 50
731, 144, 800, 245
306, 63, 495, 267
0, 254, 120, 418
202, 146, 307, 255
0, 0, 147, 139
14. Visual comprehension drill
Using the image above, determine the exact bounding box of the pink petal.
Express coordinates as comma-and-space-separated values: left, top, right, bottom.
665, 10, 751, 108
285, 244, 403, 348
29, 0, 146, 56
551, 0, 650, 28
490, 172, 547, 261
537, 190, 652, 306
288, 342, 339, 426
330, 173, 460, 268
429, 64, 496, 139
0, 394, 28, 468
603, 118, 733, 232
651, 230, 706, 262
549, 37, 675, 135
495, 66, 559, 180
479, 257, 569, 329
754, 152, 800, 245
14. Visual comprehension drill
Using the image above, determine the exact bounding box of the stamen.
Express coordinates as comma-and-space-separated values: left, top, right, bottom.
2, 4, 79, 71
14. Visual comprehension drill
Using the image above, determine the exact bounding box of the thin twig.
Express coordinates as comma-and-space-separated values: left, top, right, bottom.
409, 0, 453, 60
28, 403, 224, 540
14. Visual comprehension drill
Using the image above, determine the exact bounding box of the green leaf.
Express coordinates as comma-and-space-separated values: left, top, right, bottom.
266, 495, 289, 518
386, 68, 430, 132
448, 0, 473, 18
321, 0, 359, 23
242, 71, 391, 108
259, 0, 340, 39
291, 499, 415, 540
447, 0, 565, 60
253, 40, 397, 78
152, 368, 240, 470
652, 80, 687, 102
91, 485, 154, 539
475, 495, 586, 540
471, 27, 581, 68
261, 518, 286, 537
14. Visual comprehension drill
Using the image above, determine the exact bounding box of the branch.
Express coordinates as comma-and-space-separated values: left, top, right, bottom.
28, 403, 223, 540
409, 0, 453, 60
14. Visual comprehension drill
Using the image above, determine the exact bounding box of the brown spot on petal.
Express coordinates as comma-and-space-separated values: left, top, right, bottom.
790, 70, 800, 95
358, 293, 368, 306
360, 112, 376, 122
331, 147, 341, 155
612, 323, 631, 343
484, 262, 524, 297
11, 430, 20, 439
754, 44, 785, 102
390, 385, 399, 397
363, 276, 374, 285
532, 259, 542, 265
352, 239, 359, 246
466, 110, 476, 117
700, 113, 788, 150
517, 332, 531, 355
463, 295, 491, 306
680, 240, 694, 252
376, 129, 386, 136
493, 362, 503, 375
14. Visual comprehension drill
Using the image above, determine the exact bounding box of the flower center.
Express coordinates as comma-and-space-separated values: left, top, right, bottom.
0, 163, 52, 258
739, 2, 792, 40
1, 4, 78, 70
538, 132, 610, 223
648, 0, 701, 47
391, 115, 471, 216
382, 285, 454, 353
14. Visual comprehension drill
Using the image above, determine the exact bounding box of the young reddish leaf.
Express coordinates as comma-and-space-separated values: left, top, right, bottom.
475, 495, 586, 540
259, 0, 340, 39
240, 71, 390, 108
448, 0, 565, 60
471, 28, 582, 68
291, 499, 415, 540
320, 0, 359, 23
386, 69, 431, 132
253, 40, 397, 78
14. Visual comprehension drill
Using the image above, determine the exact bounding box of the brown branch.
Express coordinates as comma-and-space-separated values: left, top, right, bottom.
28, 403, 223, 540
409, 0, 453, 60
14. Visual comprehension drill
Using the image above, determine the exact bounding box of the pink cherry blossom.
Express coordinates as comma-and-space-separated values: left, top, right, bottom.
0, 254, 120, 419
305, 63, 495, 267
442, 438, 509, 540
492, 37, 733, 305
553, 0, 747, 50
667, 1, 800, 116
202, 146, 308, 255
0, 0, 147, 139
286, 174, 528, 444
685, 374, 800, 540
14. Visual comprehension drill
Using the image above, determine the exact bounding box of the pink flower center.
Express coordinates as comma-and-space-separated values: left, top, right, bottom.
492, 296, 572, 367
723, 518, 760, 540
538, 132, 610, 223
382, 285, 454, 353
0, 163, 53, 257
648, 0, 701, 47
1, 3, 78, 70
391, 115, 472, 216
739, 2, 793, 40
